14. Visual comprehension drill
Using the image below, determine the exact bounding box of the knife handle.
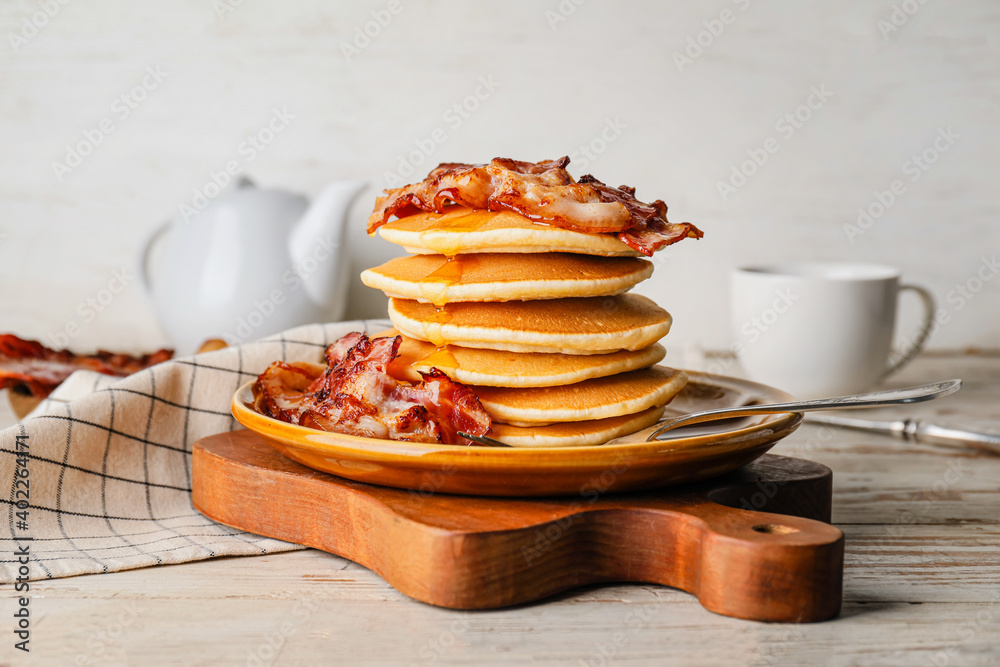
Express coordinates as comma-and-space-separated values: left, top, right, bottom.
906, 420, 1000, 456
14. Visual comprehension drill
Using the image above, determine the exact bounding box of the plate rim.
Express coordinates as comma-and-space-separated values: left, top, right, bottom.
231, 370, 802, 467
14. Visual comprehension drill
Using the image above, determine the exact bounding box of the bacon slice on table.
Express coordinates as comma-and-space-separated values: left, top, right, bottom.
367, 156, 704, 256
0, 334, 173, 398
253, 332, 492, 446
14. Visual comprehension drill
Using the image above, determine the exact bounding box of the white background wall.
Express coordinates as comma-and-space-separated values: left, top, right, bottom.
1, 0, 997, 355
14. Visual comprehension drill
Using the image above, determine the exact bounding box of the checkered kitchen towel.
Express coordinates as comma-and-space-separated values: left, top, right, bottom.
0, 320, 389, 582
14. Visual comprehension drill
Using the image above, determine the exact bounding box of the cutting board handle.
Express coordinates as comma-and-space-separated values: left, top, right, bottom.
618, 500, 844, 622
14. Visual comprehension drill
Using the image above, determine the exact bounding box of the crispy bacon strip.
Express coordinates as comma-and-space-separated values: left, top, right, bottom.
368, 157, 703, 256
0, 334, 173, 398
253, 332, 492, 446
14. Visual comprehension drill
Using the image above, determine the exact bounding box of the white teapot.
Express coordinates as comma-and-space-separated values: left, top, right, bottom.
140, 177, 367, 353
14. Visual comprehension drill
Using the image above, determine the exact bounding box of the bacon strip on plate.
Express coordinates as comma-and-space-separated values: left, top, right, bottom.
368, 156, 703, 256
253, 332, 492, 446
0, 334, 173, 398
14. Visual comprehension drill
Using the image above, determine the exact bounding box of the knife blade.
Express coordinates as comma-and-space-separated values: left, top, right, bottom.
806, 413, 1000, 456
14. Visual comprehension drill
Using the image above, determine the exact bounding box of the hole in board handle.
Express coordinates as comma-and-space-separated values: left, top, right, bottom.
752, 523, 800, 535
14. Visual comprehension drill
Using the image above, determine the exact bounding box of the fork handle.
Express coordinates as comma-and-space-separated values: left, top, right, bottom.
647, 379, 962, 441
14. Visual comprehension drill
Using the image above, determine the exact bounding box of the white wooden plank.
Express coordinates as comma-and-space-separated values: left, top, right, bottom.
2, 593, 998, 666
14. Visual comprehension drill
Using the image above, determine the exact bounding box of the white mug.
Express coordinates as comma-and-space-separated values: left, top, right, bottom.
731, 262, 935, 398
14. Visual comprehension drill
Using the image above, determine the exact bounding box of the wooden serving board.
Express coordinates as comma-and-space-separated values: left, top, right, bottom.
193, 430, 844, 622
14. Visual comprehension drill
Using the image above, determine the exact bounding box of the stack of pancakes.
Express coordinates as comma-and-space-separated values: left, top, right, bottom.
361, 206, 687, 447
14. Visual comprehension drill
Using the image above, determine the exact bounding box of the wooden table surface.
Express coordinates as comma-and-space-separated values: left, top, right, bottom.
2, 353, 1000, 666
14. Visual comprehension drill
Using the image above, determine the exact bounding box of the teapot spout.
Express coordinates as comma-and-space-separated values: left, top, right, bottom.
289, 179, 367, 316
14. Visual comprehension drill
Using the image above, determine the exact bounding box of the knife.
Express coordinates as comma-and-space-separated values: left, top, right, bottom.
806, 413, 1000, 456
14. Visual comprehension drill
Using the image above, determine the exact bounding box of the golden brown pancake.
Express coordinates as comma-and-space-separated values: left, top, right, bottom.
377, 207, 641, 257
380, 330, 666, 387
473, 366, 687, 425
361, 253, 653, 306
387, 294, 672, 354
490, 406, 666, 447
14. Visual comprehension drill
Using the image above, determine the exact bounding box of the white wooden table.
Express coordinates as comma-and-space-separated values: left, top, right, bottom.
2, 353, 999, 666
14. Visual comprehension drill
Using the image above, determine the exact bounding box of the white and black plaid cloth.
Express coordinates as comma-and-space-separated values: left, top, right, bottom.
0, 320, 389, 582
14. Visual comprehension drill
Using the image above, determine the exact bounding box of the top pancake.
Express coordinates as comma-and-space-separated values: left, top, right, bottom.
377, 207, 642, 257
387, 293, 672, 354
361, 253, 653, 305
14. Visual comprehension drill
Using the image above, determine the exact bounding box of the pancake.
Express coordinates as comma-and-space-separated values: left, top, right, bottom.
473, 366, 686, 425
377, 207, 641, 257
381, 330, 667, 387
387, 294, 672, 354
361, 253, 653, 306
490, 406, 665, 447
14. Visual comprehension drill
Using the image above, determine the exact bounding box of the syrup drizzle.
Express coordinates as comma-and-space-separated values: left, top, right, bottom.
419, 256, 469, 307
421, 307, 452, 347
419, 208, 490, 256
415, 346, 459, 372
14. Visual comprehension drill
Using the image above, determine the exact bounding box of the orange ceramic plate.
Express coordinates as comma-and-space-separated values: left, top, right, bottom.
231, 371, 801, 497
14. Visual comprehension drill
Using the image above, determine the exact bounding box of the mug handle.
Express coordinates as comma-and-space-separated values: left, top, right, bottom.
883, 284, 936, 378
